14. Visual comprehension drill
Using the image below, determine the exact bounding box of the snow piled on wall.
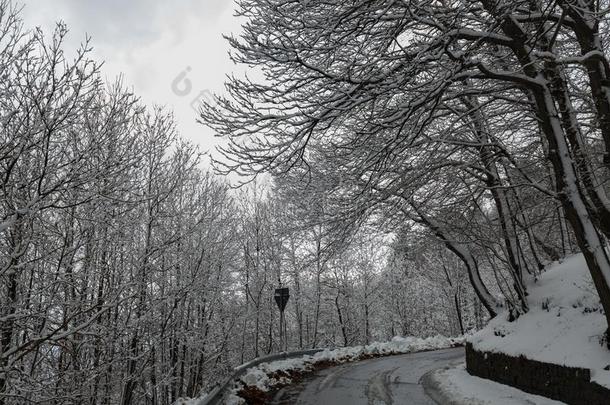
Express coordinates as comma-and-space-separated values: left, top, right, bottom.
427, 364, 564, 404
469, 253, 610, 388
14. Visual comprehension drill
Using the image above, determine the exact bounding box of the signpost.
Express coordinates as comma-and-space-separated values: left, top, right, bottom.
274, 287, 289, 351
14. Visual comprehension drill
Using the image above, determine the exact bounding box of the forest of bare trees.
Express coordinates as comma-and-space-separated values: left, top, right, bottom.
0, 2, 484, 403
3, 0, 610, 403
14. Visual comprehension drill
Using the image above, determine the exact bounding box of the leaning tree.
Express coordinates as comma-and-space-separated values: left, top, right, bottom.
202, 0, 610, 341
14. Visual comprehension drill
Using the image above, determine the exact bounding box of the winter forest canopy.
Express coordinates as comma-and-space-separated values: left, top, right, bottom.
2, 0, 610, 403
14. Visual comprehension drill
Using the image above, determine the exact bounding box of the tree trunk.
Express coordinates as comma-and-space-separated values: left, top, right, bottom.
406, 204, 499, 318
335, 293, 348, 347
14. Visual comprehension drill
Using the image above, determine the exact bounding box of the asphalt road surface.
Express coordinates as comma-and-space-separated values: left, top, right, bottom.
272, 347, 465, 405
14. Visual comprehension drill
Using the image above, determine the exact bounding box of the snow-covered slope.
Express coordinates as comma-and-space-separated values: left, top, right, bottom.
469, 254, 610, 388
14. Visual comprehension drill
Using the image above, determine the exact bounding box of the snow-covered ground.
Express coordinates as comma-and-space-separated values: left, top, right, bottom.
469, 254, 610, 388
425, 364, 565, 404
222, 335, 463, 404
174, 398, 203, 405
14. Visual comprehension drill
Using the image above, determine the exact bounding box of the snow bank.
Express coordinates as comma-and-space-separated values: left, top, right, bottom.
310, 335, 463, 362
425, 364, 565, 405
469, 254, 610, 388
227, 335, 463, 403
173, 397, 207, 405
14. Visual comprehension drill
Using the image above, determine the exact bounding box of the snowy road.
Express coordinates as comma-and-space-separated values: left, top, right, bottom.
271, 347, 464, 405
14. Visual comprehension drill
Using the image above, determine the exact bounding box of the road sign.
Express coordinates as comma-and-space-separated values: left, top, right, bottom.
274, 287, 289, 312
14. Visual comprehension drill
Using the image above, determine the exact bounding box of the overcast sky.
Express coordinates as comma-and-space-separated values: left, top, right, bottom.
21, 0, 242, 159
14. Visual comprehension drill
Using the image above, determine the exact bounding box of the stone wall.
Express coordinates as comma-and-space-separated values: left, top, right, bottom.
465, 342, 610, 405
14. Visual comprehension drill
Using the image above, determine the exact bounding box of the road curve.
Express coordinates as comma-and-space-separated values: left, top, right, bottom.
272, 347, 464, 405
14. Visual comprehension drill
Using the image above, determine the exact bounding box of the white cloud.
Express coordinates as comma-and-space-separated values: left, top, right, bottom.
20, 0, 241, 158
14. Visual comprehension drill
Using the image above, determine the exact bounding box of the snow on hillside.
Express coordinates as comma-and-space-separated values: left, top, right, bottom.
469, 254, 610, 388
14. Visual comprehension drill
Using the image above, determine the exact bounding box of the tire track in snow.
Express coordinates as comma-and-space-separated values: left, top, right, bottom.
365, 367, 398, 404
